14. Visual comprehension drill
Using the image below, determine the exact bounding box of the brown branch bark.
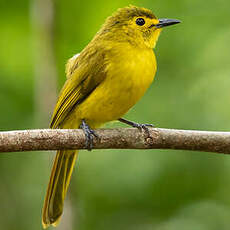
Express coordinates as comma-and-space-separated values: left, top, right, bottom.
0, 128, 230, 154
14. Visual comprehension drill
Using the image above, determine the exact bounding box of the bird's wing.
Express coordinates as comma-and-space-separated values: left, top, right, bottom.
50, 47, 107, 129
65, 53, 80, 79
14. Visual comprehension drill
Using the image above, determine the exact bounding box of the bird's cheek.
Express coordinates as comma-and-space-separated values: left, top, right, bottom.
151, 28, 162, 48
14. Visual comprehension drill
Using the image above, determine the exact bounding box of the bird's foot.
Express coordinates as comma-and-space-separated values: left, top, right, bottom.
118, 118, 154, 136
80, 119, 98, 151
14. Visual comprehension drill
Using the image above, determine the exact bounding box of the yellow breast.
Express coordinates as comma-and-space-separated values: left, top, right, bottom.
107, 45, 156, 108
76, 44, 157, 124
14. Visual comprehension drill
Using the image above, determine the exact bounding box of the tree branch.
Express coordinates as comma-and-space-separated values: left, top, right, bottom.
0, 128, 230, 154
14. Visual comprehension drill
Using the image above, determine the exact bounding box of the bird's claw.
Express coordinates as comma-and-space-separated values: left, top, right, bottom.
131, 123, 154, 137
131, 122, 154, 130
80, 120, 98, 151
118, 118, 154, 137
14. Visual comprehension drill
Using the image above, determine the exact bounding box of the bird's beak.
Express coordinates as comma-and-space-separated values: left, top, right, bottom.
156, 18, 181, 28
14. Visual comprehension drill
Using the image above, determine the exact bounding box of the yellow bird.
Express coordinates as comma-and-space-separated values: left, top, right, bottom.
42, 5, 180, 228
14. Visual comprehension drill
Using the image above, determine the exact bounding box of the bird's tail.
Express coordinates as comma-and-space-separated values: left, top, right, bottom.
42, 149, 78, 228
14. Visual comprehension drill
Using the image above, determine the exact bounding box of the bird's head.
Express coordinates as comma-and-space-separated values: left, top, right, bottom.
98, 6, 180, 49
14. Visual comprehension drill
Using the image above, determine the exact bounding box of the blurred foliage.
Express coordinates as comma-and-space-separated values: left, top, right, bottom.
0, 0, 230, 229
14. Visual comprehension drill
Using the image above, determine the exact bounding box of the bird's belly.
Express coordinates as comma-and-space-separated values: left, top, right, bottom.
66, 48, 156, 127
76, 61, 155, 124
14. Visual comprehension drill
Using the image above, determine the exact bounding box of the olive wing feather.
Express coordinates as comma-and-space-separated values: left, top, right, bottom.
50, 48, 107, 129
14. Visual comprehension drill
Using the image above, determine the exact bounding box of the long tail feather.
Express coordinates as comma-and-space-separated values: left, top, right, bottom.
42, 150, 78, 228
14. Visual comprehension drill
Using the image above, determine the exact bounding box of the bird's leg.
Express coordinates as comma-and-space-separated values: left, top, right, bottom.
80, 119, 98, 151
118, 118, 154, 136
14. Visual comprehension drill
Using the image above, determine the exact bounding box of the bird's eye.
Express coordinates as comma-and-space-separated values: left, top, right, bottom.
136, 18, 145, 26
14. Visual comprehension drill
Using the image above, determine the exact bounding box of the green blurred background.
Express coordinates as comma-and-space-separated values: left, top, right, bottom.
1, 0, 230, 229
